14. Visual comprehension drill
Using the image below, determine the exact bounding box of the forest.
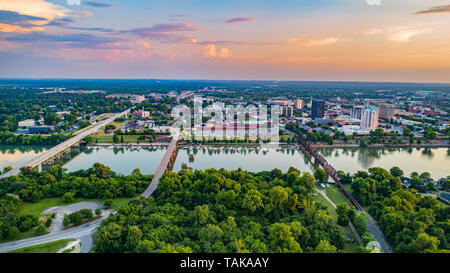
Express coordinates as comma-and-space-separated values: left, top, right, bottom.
93, 167, 351, 253
343, 167, 449, 252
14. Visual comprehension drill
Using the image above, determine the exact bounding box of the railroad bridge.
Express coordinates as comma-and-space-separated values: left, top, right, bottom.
297, 135, 363, 210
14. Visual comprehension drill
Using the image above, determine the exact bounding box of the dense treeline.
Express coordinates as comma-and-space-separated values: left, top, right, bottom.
0, 164, 153, 203
0, 195, 39, 240
346, 167, 449, 253
94, 167, 349, 253
0, 163, 152, 240
0, 132, 71, 145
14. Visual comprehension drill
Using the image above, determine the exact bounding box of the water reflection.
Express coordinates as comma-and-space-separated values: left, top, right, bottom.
317, 147, 449, 179
173, 147, 315, 173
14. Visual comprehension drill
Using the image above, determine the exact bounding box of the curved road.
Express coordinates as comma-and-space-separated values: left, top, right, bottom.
0, 211, 112, 253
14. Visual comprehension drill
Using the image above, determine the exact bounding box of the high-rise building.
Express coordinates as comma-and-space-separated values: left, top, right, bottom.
294, 99, 304, 109
281, 106, 294, 117
311, 100, 325, 120
351, 106, 363, 119
379, 104, 396, 120
361, 106, 379, 130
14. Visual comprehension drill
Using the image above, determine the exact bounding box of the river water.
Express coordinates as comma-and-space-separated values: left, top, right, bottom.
1, 145, 448, 179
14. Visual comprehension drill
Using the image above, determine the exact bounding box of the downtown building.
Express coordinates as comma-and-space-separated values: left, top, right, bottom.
311, 100, 325, 120
379, 104, 396, 120
351, 106, 363, 119
280, 106, 294, 117
294, 99, 304, 109
361, 106, 379, 130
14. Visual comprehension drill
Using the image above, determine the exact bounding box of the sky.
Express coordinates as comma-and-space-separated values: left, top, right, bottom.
0, 0, 449, 82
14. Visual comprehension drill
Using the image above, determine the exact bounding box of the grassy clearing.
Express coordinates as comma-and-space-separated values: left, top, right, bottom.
18, 196, 137, 216
437, 199, 449, 207
91, 134, 145, 144
9, 239, 75, 253
312, 192, 338, 220
326, 184, 352, 206
1, 196, 135, 243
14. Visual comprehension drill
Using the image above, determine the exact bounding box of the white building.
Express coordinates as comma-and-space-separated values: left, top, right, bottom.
18, 119, 35, 127
361, 106, 379, 130
130, 95, 145, 104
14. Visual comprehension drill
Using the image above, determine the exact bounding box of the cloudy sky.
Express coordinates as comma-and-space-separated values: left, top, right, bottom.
0, 0, 449, 82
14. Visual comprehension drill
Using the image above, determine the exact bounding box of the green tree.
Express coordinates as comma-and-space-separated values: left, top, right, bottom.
95, 208, 102, 216
63, 214, 70, 228
126, 226, 143, 251
314, 240, 337, 253
390, 167, 404, 178
62, 192, 74, 203
313, 168, 327, 184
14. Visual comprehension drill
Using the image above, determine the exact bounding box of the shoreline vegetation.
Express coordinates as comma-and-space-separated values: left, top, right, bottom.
82, 141, 449, 149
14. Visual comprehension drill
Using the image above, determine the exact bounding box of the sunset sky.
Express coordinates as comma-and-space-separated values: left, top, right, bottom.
0, 0, 449, 82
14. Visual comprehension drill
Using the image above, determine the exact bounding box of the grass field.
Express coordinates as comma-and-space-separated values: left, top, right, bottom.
91, 134, 145, 143
0, 196, 136, 243
312, 192, 338, 220
18, 196, 136, 216
9, 239, 76, 253
437, 199, 449, 207
326, 184, 352, 206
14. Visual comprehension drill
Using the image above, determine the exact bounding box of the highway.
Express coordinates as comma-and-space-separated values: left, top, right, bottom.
0, 109, 130, 178
142, 133, 178, 197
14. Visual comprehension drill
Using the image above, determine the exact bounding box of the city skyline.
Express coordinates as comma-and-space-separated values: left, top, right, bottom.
0, 0, 449, 82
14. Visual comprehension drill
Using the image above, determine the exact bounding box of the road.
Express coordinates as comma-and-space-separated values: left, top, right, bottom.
142, 133, 178, 197
0, 109, 130, 178
0, 210, 112, 253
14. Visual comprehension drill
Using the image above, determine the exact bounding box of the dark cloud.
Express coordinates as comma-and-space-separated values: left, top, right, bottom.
226, 17, 255, 24
44, 18, 76, 27
124, 23, 202, 33
4, 32, 129, 50
121, 23, 202, 43
415, 5, 450, 15
84, 1, 117, 8
0, 10, 47, 27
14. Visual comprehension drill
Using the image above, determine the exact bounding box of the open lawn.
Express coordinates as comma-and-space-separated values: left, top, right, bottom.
312, 193, 338, 220
9, 239, 75, 253
91, 134, 147, 144
18, 196, 136, 216
326, 184, 352, 206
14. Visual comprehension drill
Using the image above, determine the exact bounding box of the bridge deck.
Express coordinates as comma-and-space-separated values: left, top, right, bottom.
0, 109, 130, 178
142, 135, 178, 198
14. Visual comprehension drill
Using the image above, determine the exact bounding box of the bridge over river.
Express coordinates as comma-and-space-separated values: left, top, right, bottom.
296, 133, 393, 253
0, 109, 130, 178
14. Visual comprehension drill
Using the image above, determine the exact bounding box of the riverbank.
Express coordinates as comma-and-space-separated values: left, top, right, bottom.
311, 143, 450, 149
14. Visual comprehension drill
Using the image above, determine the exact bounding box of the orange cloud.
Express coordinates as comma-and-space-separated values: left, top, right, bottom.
0, 23, 44, 33
203, 44, 232, 59
0, 0, 70, 22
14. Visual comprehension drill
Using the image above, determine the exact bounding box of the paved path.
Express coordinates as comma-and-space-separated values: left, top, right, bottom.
316, 187, 364, 246
0, 209, 112, 253
0, 109, 130, 178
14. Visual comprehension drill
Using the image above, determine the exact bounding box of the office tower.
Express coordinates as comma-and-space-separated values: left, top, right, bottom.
361, 106, 379, 130
351, 106, 363, 119
311, 100, 325, 120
